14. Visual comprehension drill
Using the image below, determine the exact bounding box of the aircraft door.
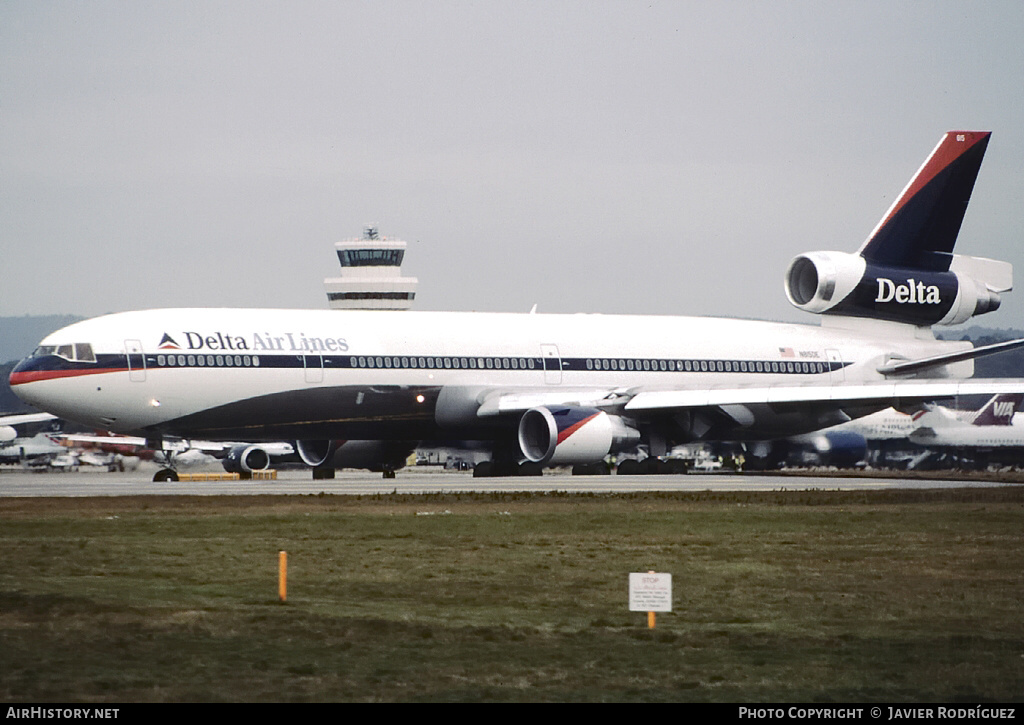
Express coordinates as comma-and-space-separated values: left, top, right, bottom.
541, 344, 562, 385
304, 354, 324, 384
125, 340, 146, 382
826, 349, 844, 384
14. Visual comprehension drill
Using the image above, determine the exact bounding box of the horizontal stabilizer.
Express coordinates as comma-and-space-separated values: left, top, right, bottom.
949, 254, 1013, 293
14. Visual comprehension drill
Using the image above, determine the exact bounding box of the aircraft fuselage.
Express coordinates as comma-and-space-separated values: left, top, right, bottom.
10, 307, 972, 444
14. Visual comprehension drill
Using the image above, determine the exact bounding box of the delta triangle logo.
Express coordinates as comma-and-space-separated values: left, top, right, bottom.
158, 333, 181, 350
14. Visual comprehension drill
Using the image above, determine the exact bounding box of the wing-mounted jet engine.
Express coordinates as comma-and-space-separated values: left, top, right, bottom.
294, 438, 415, 479
222, 444, 271, 474
517, 406, 640, 466
785, 131, 1012, 327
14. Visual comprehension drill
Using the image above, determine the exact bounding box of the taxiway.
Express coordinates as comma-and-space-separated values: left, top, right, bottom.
0, 466, 1019, 496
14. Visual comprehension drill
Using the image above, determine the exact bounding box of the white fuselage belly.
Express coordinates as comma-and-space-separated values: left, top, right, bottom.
920, 425, 1024, 449
11, 308, 972, 442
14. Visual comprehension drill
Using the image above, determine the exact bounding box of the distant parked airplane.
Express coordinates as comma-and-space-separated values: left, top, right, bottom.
780, 393, 1022, 468
909, 393, 1024, 467
57, 432, 412, 480
0, 432, 64, 466
0, 411, 57, 443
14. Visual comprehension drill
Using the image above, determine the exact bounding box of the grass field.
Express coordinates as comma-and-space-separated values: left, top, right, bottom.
2, 488, 1024, 702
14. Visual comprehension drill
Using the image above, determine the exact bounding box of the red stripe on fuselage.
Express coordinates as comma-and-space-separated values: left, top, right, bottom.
9, 368, 125, 386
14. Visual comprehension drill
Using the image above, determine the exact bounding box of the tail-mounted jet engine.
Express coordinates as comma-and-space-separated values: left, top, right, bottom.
518, 406, 640, 466
222, 445, 271, 474
784, 251, 1007, 327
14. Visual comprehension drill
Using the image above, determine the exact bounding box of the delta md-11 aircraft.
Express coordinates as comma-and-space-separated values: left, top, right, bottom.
11, 131, 1024, 480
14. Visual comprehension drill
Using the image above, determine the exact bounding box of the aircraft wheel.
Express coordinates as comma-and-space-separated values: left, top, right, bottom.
153, 469, 179, 482
382, 469, 396, 479
665, 459, 689, 475
616, 459, 641, 475
643, 458, 667, 475
473, 461, 493, 478
572, 462, 611, 475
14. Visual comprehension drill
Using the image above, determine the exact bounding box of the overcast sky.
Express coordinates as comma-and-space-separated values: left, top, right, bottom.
3, 1, 1023, 330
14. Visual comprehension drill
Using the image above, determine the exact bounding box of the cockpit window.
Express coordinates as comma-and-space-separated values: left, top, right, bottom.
74, 343, 96, 363
34, 343, 97, 363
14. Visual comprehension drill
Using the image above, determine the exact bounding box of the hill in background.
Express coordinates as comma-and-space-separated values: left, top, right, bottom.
1, 316, 84, 412
0, 315, 84, 365
938, 326, 1024, 378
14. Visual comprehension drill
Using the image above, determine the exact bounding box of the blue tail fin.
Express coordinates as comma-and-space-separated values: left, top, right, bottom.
858, 131, 990, 272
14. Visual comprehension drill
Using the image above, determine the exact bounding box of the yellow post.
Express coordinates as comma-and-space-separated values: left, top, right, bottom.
278, 550, 287, 602
647, 570, 656, 629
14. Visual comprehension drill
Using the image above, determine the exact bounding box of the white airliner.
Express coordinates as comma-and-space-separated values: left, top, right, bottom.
0, 432, 65, 466
909, 393, 1024, 461
0, 412, 57, 443
54, 432, 410, 479
782, 392, 1022, 469
10, 131, 1024, 480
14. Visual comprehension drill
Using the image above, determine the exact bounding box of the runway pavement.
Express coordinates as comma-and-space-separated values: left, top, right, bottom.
0, 464, 1018, 496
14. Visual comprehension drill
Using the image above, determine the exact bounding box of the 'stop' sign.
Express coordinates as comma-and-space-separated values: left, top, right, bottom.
629, 572, 672, 612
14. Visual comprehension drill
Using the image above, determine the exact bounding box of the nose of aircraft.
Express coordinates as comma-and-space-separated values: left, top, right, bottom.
10, 355, 31, 387
11, 353, 34, 380
9, 353, 50, 407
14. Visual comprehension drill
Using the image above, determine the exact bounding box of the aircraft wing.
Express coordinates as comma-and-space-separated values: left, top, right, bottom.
473, 379, 1024, 418
0, 412, 59, 442
0, 412, 58, 426
476, 388, 624, 416
623, 378, 1024, 411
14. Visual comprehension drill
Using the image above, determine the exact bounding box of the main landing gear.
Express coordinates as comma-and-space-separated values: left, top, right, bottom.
614, 458, 690, 475
472, 460, 544, 477
312, 466, 397, 480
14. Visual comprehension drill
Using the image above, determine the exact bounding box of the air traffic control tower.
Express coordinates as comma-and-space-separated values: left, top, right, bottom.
324, 226, 418, 310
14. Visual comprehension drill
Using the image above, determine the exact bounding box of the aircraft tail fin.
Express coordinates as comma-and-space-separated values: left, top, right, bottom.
858, 131, 990, 272
786, 131, 1009, 327
970, 393, 1022, 426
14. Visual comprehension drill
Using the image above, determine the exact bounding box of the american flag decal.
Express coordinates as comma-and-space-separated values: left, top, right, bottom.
779, 347, 795, 358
